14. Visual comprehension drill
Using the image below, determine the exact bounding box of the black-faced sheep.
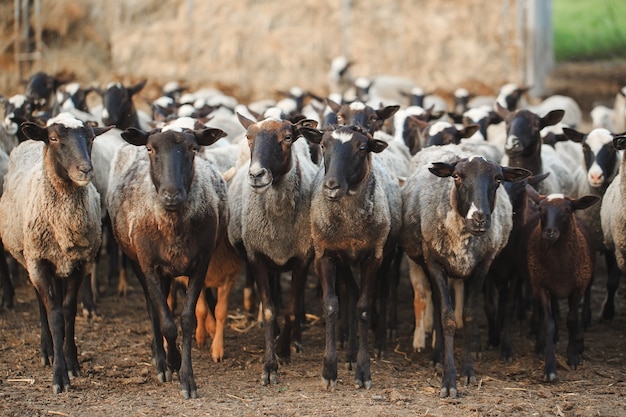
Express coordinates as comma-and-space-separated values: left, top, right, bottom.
0, 113, 112, 393
299, 125, 401, 391
106, 123, 228, 399
98, 80, 151, 130
400, 145, 530, 398
525, 186, 599, 382
600, 133, 626, 323
227, 114, 319, 386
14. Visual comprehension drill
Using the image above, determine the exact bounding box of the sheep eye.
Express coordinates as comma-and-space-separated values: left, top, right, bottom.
359, 144, 367, 151
146, 145, 153, 153
49, 136, 58, 142
452, 173, 460, 180
284, 134, 293, 143
495, 175, 504, 184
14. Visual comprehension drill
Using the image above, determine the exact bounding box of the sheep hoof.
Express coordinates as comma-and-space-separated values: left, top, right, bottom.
157, 372, 165, 383
322, 377, 337, 392
181, 389, 197, 399
53, 384, 62, 394
165, 370, 173, 382
543, 372, 557, 382
439, 386, 457, 398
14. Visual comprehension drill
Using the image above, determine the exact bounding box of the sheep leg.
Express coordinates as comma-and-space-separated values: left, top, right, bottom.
601, 250, 619, 321
133, 265, 174, 383
210, 278, 235, 363
386, 247, 403, 339
277, 260, 308, 360
35, 290, 53, 366
179, 265, 207, 399
566, 290, 584, 369
317, 255, 339, 391
194, 287, 208, 348
539, 290, 557, 382
409, 259, 429, 352
373, 251, 394, 359
339, 264, 358, 368
63, 270, 84, 378
500, 272, 518, 361
460, 270, 487, 386
483, 275, 500, 349
30, 262, 71, 394
250, 256, 279, 385
0, 240, 14, 309
427, 262, 457, 398
354, 254, 382, 389
243, 265, 256, 318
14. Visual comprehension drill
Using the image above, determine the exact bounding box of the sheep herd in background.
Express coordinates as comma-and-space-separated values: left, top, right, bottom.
0, 57, 625, 399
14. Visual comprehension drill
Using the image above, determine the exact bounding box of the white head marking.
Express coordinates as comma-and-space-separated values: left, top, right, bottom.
46, 112, 84, 128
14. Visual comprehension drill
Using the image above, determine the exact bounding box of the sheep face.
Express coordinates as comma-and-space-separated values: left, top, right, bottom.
527, 188, 600, 243
500, 108, 564, 158
21, 115, 113, 186
25, 71, 61, 112
121, 125, 226, 211
315, 126, 387, 201
328, 100, 399, 134
425, 121, 479, 147
99, 80, 146, 128
563, 127, 619, 189
237, 114, 317, 194
429, 156, 530, 236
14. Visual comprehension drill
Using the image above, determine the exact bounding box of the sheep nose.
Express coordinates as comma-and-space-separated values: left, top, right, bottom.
589, 172, 603, 185
504, 136, 521, 152
472, 212, 490, 231
161, 190, 184, 210
323, 178, 344, 200
542, 228, 560, 242
249, 167, 268, 181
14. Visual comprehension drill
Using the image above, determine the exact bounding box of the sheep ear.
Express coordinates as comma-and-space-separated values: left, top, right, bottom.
92, 125, 115, 137
494, 102, 507, 119
572, 195, 601, 211
20, 121, 48, 142
121, 127, 149, 146
376, 105, 400, 121
528, 172, 550, 187
368, 139, 388, 154
459, 124, 479, 139
295, 118, 318, 129
298, 127, 323, 145
502, 166, 532, 182
129, 79, 147, 96
447, 112, 464, 124
525, 183, 543, 204
236, 112, 256, 129
612, 135, 626, 150
562, 127, 585, 143
326, 98, 342, 113
428, 162, 456, 178
194, 127, 227, 146
540, 109, 565, 129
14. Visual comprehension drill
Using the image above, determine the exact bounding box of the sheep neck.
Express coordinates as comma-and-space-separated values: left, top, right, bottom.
506, 140, 543, 175
42, 145, 84, 192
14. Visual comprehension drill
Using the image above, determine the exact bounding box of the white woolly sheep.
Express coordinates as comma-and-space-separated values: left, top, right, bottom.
0, 113, 112, 393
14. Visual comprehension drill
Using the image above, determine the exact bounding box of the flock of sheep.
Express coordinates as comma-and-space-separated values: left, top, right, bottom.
0, 56, 625, 400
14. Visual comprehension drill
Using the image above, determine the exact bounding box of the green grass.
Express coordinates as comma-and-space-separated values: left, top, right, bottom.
553, 0, 626, 62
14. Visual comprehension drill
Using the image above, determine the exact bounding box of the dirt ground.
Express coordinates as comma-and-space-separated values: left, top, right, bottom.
1, 60, 626, 417
0, 249, 625, 417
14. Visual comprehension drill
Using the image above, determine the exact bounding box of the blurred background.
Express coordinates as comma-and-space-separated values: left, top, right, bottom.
2, 0, 626, 114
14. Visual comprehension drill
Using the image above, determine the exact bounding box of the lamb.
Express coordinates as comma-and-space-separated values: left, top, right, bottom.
525, 185, 599, 382
298, 124, 402, 391
400, 144, 530, 398
600, 133, 626, 323
0, 113, 112, 393
106, 123, 228, 399
227, 114, 319, 386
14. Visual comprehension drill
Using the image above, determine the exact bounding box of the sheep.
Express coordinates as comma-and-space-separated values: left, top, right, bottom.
392, 105, 443, 156
600, 133, 626, 324
525, 185, 600, 382
227, 113, 319, 386
25, 71, 64, 117
0, 113, 112, 393
400, 144, 530, 398
328, 56, 354, 96
298, 124, 402, 391
611, 86, 626, 132
563, 127, 623, 323
98, 80, 152, 131
1, 94, 32, 152
496, 104, 577, 196
106, 123, 228, 399
590, 105, 615, 131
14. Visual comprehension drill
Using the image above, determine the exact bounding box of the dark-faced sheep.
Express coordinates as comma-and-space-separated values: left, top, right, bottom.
400, 144, 530, 398
525, 186, 599, 382
106, 123, 228, 399
299, 125, 402, 391
227, 114, 319, 386
0, 113, 112, 393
